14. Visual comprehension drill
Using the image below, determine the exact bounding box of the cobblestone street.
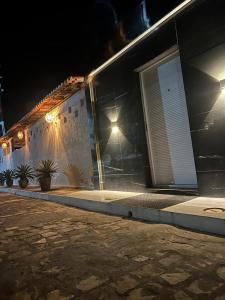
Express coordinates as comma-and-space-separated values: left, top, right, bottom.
0, 192, 225, 300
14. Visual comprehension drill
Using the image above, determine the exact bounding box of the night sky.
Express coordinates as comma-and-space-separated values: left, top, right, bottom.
0, 0, 182, 130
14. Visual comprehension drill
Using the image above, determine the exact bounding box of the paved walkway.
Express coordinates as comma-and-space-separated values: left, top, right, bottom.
1, 187, 225, 236
14, 187, 196, 208
0, 192, 225, 300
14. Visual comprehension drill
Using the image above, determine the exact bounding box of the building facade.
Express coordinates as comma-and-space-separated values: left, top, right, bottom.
0, 80, 94, 188
1, 0, 225, 195
88, 0, 225, 195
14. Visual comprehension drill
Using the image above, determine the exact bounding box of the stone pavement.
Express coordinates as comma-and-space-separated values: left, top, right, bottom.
0, 192, 225, 300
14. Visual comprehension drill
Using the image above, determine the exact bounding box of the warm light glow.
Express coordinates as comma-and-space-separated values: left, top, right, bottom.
2, 142, 7, 149
112, 125, 119, 134
220, 79, 225, 94
17, 131, 24, 140
45, 113, 56, 123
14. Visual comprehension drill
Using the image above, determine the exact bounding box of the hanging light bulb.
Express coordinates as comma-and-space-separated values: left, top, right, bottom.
17, 131, 24, 140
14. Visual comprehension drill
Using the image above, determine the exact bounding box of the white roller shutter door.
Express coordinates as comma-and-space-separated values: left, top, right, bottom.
140, 53, 197, 187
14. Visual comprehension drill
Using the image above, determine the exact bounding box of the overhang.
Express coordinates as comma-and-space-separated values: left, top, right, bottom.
0, 76, 84, 143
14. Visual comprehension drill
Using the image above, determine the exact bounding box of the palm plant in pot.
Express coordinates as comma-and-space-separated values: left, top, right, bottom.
0, 172, 5, 186
15, 164, 35, 189
3, 169, 15, 187
36, 160, 57, 191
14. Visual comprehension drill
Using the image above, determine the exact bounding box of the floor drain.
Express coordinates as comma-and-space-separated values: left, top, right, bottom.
204, 207, 225, 213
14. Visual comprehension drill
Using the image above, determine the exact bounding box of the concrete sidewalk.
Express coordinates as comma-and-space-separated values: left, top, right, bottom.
0, 186, 225, 236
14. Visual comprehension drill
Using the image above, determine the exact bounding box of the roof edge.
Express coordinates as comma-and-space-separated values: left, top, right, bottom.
0, 76, 84, 143
88, 0, 195, 78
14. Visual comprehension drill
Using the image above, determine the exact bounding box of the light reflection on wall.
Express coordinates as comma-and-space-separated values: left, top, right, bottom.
204, 85, 225, 127
0, 90, 94, 188
103, 104, 131, 148
188, 43, 225, 131
102, 104, 133, 177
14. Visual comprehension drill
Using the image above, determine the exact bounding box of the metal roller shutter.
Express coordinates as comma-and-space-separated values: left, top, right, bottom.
140, 52, 197, 187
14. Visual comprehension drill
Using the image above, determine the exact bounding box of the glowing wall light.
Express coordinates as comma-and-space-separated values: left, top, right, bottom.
111, 124, 119, 134
45, 113, 56, 123
17, 131, 24, 140
2, 142, 7, 150
220, 79, 225, 94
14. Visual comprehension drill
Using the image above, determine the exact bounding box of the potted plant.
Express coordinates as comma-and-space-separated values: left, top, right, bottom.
3, 169, 15, 187
36, 160, 57, 191
15, 164, 35, 189
0, 172, 5, 186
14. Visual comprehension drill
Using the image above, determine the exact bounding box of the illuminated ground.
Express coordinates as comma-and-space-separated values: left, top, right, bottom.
0, 192, 225, 300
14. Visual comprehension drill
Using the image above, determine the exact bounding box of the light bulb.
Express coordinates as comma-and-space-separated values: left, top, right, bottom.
17, 131, 24, 140
2, 142, 7, 149
112, 126, 119, 134
45, 113, 55, 123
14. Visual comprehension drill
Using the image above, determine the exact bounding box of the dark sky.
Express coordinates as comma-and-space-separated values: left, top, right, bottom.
0, 0, 182, 130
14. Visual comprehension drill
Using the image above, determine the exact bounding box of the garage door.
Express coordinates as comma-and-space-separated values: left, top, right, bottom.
140, 51, 197, 187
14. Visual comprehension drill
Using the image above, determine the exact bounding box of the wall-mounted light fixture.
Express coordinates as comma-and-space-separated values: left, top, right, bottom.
111, 123, 119, 134
17, 131, 24, 140
45, 113, 56, 123
220, 79, 225, 95
1, 142, 7, 150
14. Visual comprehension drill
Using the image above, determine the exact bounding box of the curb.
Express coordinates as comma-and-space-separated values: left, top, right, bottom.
1, 187, 225, 236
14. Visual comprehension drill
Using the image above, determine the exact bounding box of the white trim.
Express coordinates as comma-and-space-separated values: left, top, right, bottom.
135, 45, 179, 72
88, 0, 195, 78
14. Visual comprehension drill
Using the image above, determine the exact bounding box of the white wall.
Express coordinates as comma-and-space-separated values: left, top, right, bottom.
0, 89, 94, 188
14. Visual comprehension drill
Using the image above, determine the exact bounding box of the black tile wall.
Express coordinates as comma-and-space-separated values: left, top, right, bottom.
176, 0, 225, 194
92, 21, 177, 191
89, 0, 225, 194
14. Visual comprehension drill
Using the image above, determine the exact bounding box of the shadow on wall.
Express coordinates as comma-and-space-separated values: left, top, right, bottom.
63, 164, 90, 187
